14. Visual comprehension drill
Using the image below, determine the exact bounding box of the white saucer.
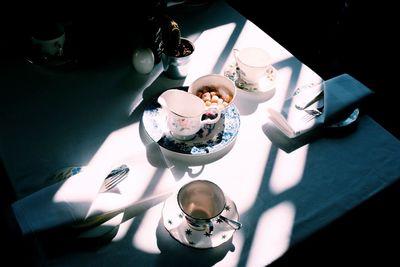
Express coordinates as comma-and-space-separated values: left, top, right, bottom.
224, 61, 277, 94
162, 193, 239, 249
142, 91, 240, 156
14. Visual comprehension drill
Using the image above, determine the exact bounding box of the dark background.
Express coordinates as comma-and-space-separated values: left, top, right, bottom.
227, 0, 399, 140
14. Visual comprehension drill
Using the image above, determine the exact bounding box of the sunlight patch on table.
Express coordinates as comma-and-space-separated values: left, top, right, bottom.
184, 23, 236, 84
269, 66, 293, 109
132, 203, 164, 254
246, 201, 295, 267
52, 123, 146, 204
233, 20, 293, 63
198, 123, 271, 213
269, 145, 308, 194
86, 123, 143, 170
214, 230, 245, 267
291, 65, 324, 97
113, 216, 135, 241
52, 122, 177, 244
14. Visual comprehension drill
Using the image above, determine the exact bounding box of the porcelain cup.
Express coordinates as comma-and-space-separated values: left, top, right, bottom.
233, 47, 272, 84
188, 74, 236, 113
158, 89, 220, 141
177, 180, 242, 234
31, 23, 65, 57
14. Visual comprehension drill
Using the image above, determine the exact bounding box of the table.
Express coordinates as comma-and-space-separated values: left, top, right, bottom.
1, 1, 400, 266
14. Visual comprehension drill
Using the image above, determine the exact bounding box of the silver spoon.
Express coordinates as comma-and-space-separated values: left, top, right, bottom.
219, 215, 242, 230
295, 90, 324, 110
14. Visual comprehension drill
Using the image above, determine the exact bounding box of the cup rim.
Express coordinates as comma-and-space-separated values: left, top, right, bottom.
158, 89, 206, 118
236, 47, 271, 68
32, 32, 65, 43
177, 180, 226, 220
188, 74, 237, 110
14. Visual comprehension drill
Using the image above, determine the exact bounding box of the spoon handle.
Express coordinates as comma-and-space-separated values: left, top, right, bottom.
219, 215, 242, 230
295, 89, 324, 110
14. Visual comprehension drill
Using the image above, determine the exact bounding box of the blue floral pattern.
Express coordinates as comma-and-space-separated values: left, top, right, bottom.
143, 99, 240, 156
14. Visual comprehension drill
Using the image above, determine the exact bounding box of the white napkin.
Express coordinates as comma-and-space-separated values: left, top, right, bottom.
12, 164, 127, 235
267, 73, 373, 138
12, 159, 176, 237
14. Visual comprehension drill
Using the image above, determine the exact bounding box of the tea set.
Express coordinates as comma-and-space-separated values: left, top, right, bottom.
143, 47, 275, 152
143, 47, 277, 248
162, 180, 241, 248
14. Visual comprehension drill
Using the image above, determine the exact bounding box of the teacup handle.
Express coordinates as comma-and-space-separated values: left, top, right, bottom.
219, 215, 242, 230
205, 220, 214, 235
233, 48, 239, 59
233, 48, 240, 64
200, 106, 221, 126
55, 42, 64, 57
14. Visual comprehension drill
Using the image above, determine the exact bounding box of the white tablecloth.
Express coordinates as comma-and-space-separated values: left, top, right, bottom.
1, 1, 400, 266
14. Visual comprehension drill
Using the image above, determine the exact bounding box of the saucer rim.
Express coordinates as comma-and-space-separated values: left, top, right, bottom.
162, 192, 239, 249
224, 62, 277, 94
142, 98, 240, 157
326, 108, 360, 128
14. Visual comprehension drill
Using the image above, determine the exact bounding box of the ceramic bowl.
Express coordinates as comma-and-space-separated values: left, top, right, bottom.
188, 74, 237, 113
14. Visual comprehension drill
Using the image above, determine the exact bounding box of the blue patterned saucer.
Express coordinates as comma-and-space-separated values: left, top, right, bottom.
162, 192, 239, 249
142, 96, 240, 156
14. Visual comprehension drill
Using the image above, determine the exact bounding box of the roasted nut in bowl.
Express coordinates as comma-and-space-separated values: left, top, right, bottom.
188, 74, 236, 112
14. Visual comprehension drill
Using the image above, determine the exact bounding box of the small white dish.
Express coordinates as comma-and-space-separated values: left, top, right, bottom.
224, 61, 277, 94
142, 88, 240, 157
162, 192, 239, 249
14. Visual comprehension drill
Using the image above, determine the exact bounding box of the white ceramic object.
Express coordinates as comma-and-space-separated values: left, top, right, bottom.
142, 91, 240, 164
32, 33, 65, 57
188, 74, 237, 112
163, 191, 240, 248
233, 47, 272, 84
158, 89, 221, 141
132, 48, 155, 74
177, 180, 226, 233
